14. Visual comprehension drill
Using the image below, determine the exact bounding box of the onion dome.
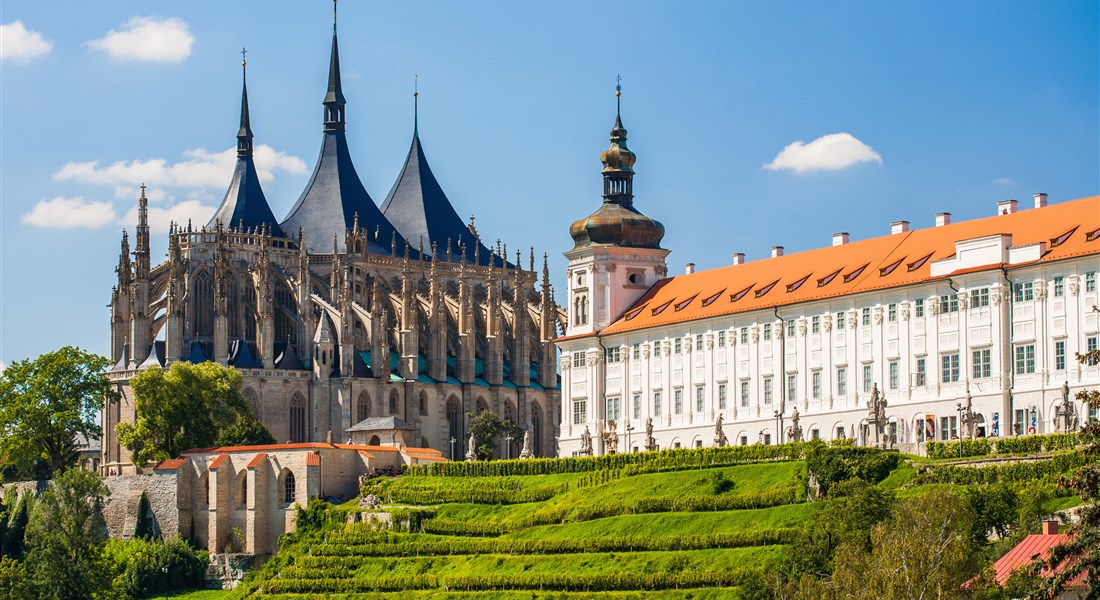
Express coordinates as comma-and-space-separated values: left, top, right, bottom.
570, 81, 664, 250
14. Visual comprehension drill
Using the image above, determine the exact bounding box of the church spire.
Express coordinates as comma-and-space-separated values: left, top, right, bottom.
601, 75, 635, 205
413, 75, 419, 137
135, 184, 150, 274
323, 0, 346, 132
237, 48, 254, 157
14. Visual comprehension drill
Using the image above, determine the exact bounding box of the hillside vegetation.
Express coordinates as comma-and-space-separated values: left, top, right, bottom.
226, 437, 1085, 599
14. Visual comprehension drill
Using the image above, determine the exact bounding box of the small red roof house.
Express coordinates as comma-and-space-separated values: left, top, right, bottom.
965, 521, 1089, 598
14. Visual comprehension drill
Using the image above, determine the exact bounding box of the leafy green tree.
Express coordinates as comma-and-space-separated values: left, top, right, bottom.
465, 410, 522, 461
964, 483, 1019, 545
215, 415, 276, 448
1, 491, 31, 558
785, 478, 894, 578
0, 347, 116, 480
24, 468, 112, 600
0, 556, 29, 600
116, 361, 251, 466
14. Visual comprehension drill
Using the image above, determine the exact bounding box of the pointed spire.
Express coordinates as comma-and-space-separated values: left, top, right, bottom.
413, 75, 419, 137
323, 0, 346, 132
238, 48, 254, 157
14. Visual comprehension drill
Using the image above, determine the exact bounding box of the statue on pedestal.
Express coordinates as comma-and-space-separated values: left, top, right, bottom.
465, 432, 477, 461
1054, 382, 1078, 433
602, 420, 619, 454
867, 383, 889, 448
713, 413, 728, 447
579, 426, 593, 456
960, 388, 979, 440
519, 429, 532, 459
644, 416, 657, 451
786, 407, 803, 443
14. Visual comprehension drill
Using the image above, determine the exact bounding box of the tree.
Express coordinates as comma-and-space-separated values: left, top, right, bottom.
465, 410, 522, 461
0, 347, 116, 480
24, 468, 112, 600
785, 479, 894, 578
116, 361, 251, 466
0, 490, 30, 559
0, 556, 29, 600
215, 415, 276, 448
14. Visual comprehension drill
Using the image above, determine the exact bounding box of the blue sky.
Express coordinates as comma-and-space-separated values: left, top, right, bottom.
0, 1, 1097, 368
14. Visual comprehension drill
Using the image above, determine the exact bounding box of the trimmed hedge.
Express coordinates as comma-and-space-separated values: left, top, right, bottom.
919, 453, 1087, 486
926, 432, 1079, 460
421, 518, 507, 537
378, 479, 568, 505
260, 576, 438, 593
444, 570, 759, 591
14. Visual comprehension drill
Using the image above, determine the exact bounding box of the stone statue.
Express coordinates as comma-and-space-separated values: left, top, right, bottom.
579, 426, 593, 456
602, 420, 619, 454
645, 416, 657, 451
786, 407, 803, 443
1055, 382, 1078, 433
960, 388, 979, 440
519, 429, 532, 459
465, 432, 477, 461
713, 413, 728, 447
867, 383, 889, 448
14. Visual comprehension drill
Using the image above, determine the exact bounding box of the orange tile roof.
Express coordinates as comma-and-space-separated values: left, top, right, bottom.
207, 454, 228, 470
245, 453, 267, 469
965, 533, 1086, 589
357, 450, 375, 460
152, 457, 188, 471
305, 451, 320, 467
601, 196, 1100, 336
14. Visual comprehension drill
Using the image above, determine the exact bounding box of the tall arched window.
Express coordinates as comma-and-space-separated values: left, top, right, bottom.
419, 391, 428, 416
289, 393, 307, 443
235, 471, 247, 507
446, 396, 461, 458
274, 283, 298, 346
193, 271, 214, 339
531, 402, 543, 457
389, 389, 399, 416
356, 391, 370, 424
283, 471, 296, 504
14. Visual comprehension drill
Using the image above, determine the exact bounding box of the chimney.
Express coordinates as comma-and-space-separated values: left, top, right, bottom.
997, 199, 1018, 215
935, 212, 951, 227
685, 263, 695, 275
732, 253, 745, 266
326, 430, 333, 445
891, 221, 910, 235
1041, 520, 1059, 535
771, 246, 784, 258
832, 232, 849, 246
1034, 193, 1048, 209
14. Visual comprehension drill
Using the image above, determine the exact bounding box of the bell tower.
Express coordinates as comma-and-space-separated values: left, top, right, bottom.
565, 79, 668, 337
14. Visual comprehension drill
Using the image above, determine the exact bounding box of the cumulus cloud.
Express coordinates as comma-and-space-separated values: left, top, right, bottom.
0, 21, 52, 62
992, 177, 1017, 186
21, 196, 118, 228
764, 133, 882, 173
86, 16, 194, 63
54, 144, 307, 189
120, 199, 216, 234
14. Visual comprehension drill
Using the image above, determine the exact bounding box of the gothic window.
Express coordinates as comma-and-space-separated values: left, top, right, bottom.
356, 391, 370, 423
419, 391, 428, 416
389, 389, 400, 415
193, 271, 214, 339
235, 471, 247, 507
274, 284, 298, 346
446, 396, 461, 457
289, 393, 307, 443
283, 471, 296, 504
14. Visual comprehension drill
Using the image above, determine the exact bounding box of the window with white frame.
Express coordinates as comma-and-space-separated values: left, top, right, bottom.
606, 347, 621, 363
940, 415, 958, 441
889, 361, 899, 390
674, 338, 682, 354
970, 287, 990, 308
812, 315, 821, 333
572, 399, 586, 425
915, 358, 927, 386
1053, 276, 1064, 297
740, 327, 749, 344
1014, 344, 1036, 374
1087, 272, 1097, 293
674, 388, 683, 414
633, 394, 641, 420
718, 383, 727, 410
653, 391, 662, 417
632, 344, 640, 360
836, 367, 847, 395
1088, 336, 1098, 366
740, 381, 750, 407
573, 351, 586, 368
836, 312, 846, 330
888, 304, 897, 322
1013, 282, 1034, 302
863, 364, 873, 392
915, 298, 925, 317
862, 307, 871, 326
696, 386, 705, 412
763, 323, 772, 341
812, 371, 822, 399
972, 348, 991, 378
941, 353, 960, 383
939, 294, 959, 313
787, 374, 797, 403
1055, 340, 1066, 371
786, 320, 796, 338
763, 378, 773, 405
695, 335, 703, 352
607, 396, 620, 421
717, 331, 726, 348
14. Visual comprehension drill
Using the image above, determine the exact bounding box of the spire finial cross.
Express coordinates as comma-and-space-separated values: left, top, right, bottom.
615, 74, 622, 117
333, 0, 339, 33
241, 47, 247, 68
140, 182, 147, 198
413, 75, 419, 134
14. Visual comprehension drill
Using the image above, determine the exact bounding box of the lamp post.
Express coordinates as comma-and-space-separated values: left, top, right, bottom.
505, 435, 514, 460
758, 429, 767, 445
625, 421, 635, 453
449, 437, 456, 461
774, 410, 784, 445
161, 565, 169, 599
956, 402, 964, 459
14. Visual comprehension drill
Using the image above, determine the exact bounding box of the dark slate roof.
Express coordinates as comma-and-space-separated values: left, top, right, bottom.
281, 130, 407, 254
346, 416, 417, 433
274, 341, 306, 370
381, 132, 499, 266
138, 341, 166, 370
186, 341, 208, 364
228, 339, 262, 369
208, 156, 286, 235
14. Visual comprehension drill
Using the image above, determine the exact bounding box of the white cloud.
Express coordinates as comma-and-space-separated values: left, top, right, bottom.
86, 16, 194, 63
54, 144, 307, 189
120, 199, 216, 234
21, 196, 118, 229
764, 133, 883, 173
0, 21, 52, 62
992, 177, 1017, 186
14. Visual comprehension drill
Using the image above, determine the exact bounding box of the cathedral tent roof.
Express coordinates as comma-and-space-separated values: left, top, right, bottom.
346, 416, 417, 433
274, 342, 305, 370
186, 341, 208, 364
228, 339, 262, 369
138, 341, 166, 370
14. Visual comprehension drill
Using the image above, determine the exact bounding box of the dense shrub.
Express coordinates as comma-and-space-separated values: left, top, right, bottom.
378, 479, 567, 505
927, 432, 1080, 460
804, 441, 900, 496
261, 575, 438, 593
104, 536, 208, 599
444, 570, 759, 592
919, 453, 1087, 486
421, 518, 507, 537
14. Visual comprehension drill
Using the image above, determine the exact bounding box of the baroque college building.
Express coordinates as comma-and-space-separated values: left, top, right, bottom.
557, 93, 1100, 455
101, 21, 564, 475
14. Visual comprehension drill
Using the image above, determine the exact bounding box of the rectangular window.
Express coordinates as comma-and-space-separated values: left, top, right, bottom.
763, 323, 772, 341
633, 394, 641, 420
1053, 276, 1064, 297
573, 351, 586, 368
812, 315, 821, 333
836, 367, 847, 395
763, 433, 772, 445
674, 338, 682, 354
916, 358, 927, 386
889, 361, 899, 390
887, 304, 897, 322
653, 391, 662, 417
941, 353, 960, 383
696, 386, 705, 413
763, 378, 773, 405
1088, 336, 1098, 366
1015, 344, 1036, 374
787, 374, 797, 403
972, 348, 991, 378
606, 347, 621, 363
915, 298, 925, 317
1013, 282, 1034, 302
1087, 272, 1097, 293
940, 416, 958, 441
939, 294, 959, 313
572, 399, 586, 425
836, 312, 846, 330
740, 327, 749, 344
696, 335, 703, 352
863, 364, 873, 393
632, 344, 640, 360
812, 371, 822, 399
740, 381, 750, 408
717, 331, 726, 348
718, 384, 727, 410
970, 287, 990, 308
607, 397, 620, 421
787, 320, 796, 338
862, 307, 871, 326
1055, 340, 1066, 371
674, 388, 683, 414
